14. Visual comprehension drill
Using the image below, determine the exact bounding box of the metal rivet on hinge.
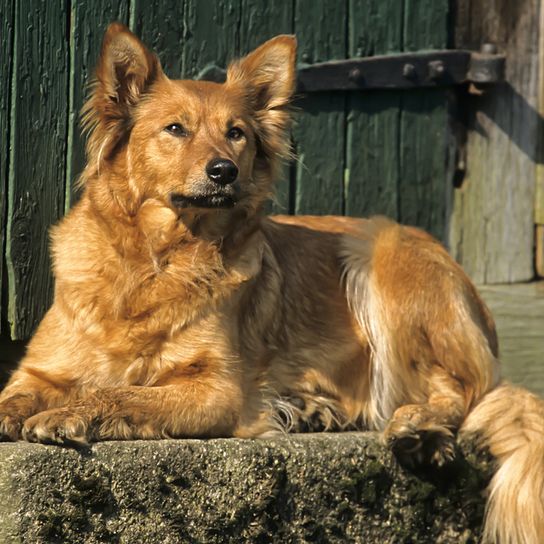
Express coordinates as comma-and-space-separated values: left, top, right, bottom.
403, 63, 416, 79
348, 67, 363, 83
480, 43, 498, 55
428, 60, 445, 80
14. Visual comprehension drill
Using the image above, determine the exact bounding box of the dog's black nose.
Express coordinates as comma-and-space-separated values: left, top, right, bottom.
206, 158, 238, 185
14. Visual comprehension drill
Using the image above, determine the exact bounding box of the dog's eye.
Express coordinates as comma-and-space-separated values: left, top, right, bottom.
227, 127, 244, 141
165, 124, 187, 137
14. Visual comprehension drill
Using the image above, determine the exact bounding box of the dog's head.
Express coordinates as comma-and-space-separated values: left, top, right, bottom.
82, 23, 296, 221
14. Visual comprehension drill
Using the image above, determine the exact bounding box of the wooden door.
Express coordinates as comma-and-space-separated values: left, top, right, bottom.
0, 0, 463, 341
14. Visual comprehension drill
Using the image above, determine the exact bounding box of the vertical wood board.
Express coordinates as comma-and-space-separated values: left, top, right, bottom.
6, 0, 69, 339
239, 0, 294, 214
66, 0, 130, 209
398, 90, 450, 239
181, 0, 241, 79
0, 0, 15, 334
535, 0, 544, 277
293, 0, 347, 216
345, 0, 403, 219
131, 0, 184, 78
399, 0, 450, 240
449, 0, 539, 283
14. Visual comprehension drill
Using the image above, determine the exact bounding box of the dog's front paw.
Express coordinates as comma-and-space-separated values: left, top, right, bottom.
383, 410, 456, 468
0, 410, 25, 442
22, 408, 91, 446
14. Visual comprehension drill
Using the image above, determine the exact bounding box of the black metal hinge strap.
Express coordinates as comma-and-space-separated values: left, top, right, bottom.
197, 49, 505, 92
296, 50, 505, 92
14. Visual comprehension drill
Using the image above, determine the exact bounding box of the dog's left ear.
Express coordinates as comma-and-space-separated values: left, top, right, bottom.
226, 35, 297, 160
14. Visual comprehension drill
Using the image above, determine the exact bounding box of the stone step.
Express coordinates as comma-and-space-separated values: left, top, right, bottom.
0, 433, 490, 543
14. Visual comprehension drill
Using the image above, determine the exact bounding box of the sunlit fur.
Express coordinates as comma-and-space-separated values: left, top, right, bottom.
0, 23, 542, 543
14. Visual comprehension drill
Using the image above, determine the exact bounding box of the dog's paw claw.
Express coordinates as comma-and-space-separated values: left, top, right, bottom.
384, 418, 456, 468
22, 409, 90, 446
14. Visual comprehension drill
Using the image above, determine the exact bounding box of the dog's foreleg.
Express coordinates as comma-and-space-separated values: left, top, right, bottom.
0, 367, 77, 441
21, 382, 242, 445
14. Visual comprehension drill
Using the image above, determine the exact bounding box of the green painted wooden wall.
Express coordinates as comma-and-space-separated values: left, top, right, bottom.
0, 0, 451, 340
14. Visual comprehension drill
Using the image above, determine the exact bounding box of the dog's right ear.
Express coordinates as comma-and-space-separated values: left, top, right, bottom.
82, 23, 164, 168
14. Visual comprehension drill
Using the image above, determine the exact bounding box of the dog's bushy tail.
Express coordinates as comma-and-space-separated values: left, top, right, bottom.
462, 382, 544, 544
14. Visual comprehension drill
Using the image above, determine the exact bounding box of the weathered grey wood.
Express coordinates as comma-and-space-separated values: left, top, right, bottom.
131, 0, 184, 78
345, 0, 403, 219
66, 0, 129, 209
537, 226, 544, 277
0, 0, 15, 335
6, 0, 69, 339
240, 0, 294, 214
479, 282, 544, 396
450, 0, 539, 283
293, 0, 347, 216
536, 0, 544, 278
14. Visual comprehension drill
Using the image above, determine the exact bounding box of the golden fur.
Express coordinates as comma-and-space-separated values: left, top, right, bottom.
0, 23, 542, 543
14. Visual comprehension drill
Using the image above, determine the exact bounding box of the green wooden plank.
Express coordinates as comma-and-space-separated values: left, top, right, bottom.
345, 0, 403, 219
293, 0, 347, 216
403, 0, 450, 51
181, 0, 241, 79
0, 0, 15, 335
66, 0, 129, 210
239, 0, 294, 214
238, 0, 293, 52
6, 0, 69, 340
398, 89, 450, 239
131, 0, 184, 79
399, 0, 450, 239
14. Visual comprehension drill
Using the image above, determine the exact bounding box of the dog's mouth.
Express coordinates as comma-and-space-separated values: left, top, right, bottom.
170, 193, 237, 210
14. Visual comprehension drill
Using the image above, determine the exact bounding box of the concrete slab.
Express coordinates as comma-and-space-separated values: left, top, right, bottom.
0, 433, 490, 543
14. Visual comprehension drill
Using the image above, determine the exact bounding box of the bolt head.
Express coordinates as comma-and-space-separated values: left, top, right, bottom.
348, 67, 362, 82
481, 43, 498, 55
428, 60, 445, 80
403, 63, 416, 79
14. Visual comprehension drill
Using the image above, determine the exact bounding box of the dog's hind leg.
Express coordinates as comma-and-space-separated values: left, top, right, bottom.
382, 365, 466, 467
341, 218, 500, 466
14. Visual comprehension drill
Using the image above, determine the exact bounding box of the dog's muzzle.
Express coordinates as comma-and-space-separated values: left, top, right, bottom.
170, 192, 237, 209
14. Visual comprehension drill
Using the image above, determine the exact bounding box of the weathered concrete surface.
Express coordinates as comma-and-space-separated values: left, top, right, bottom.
0, 433, 491, 543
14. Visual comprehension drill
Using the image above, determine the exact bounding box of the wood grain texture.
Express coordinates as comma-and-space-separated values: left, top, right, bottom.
535, 0, 544, 277
6, 0, 69, 339
479, 282, 544, 396
240, 0, 294, 214
181, 0, 241, 78
536, 225, 544, 277
449, 0, 539, 283
0, 0, 15, 335
399, 0, 450, 239
66, 0, 129, 209
293, 0, 347, 216
398, 90, 450, 239
345, 0, 403, 219
131, 0, 184, 78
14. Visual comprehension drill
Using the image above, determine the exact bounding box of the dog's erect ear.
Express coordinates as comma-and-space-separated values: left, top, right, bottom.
227, 35, 297, 112
226, 35, 297, 163
82, 22, 164, 169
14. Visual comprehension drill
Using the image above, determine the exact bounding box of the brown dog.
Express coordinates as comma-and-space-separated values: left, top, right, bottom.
0, 23, 542, 543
